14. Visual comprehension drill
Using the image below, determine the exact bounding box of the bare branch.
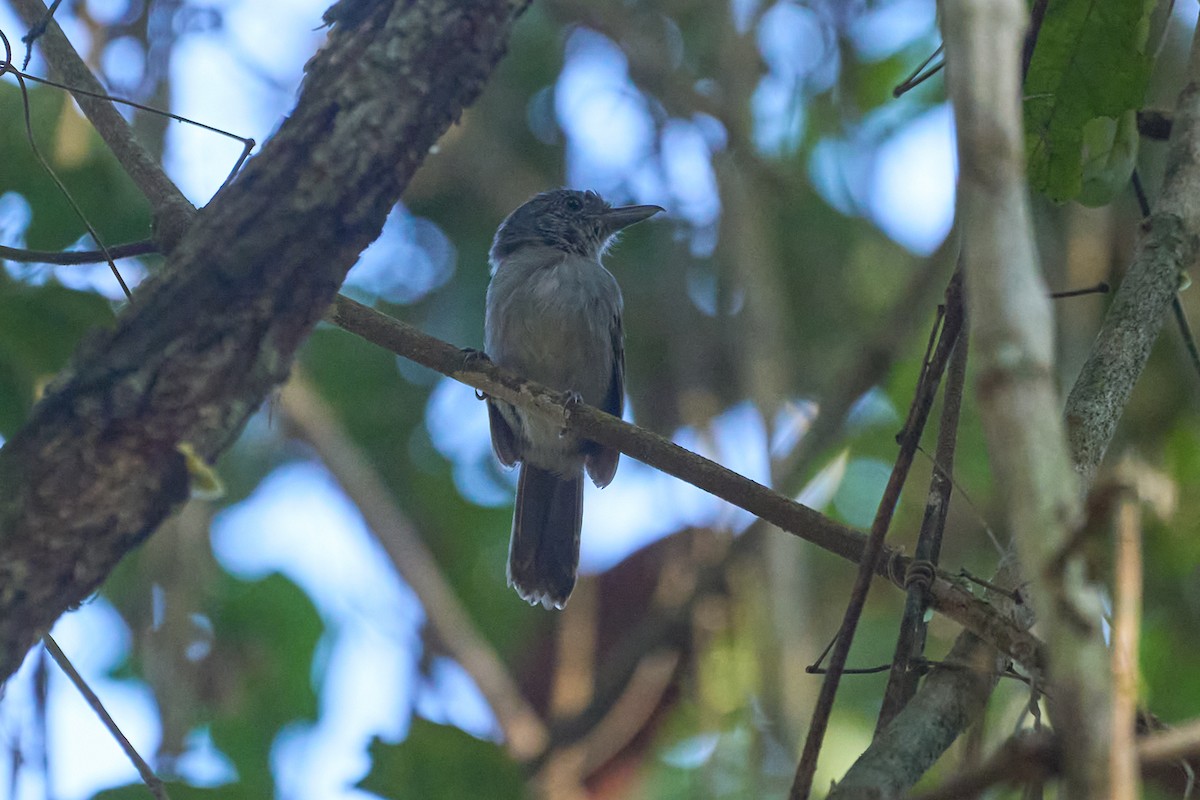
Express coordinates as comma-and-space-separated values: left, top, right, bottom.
1066, 22, 1200, 485
790, 272, 966, 800
911, 717, 1200, 800
877, 322, 969, 729
0, 241, 158, 265
1140, 719, 1200, 766
829, 557, 1031, 800
43, 634, 170, 800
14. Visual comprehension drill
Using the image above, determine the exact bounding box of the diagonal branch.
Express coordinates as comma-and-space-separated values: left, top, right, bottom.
0, 0, 530, 687
324, 294, 1047, 675
1065, 22, 1200, 484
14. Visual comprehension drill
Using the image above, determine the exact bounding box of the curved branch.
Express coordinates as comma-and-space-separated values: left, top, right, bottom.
0, 0, 529, 687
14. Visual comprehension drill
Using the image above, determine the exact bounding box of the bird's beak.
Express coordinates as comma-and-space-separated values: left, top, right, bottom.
601, 204, 664, 233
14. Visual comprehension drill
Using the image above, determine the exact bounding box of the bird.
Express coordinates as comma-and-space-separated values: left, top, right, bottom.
484, 189, 663, 609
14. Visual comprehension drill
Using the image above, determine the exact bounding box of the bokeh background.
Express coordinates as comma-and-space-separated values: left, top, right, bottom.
1, 0, 1198, 798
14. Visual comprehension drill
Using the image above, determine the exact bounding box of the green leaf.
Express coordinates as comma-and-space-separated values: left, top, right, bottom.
0, 280, 113, 435
1024, 0, 1155, 203
357, 720, 526, 799
1077, 109, 1139, 207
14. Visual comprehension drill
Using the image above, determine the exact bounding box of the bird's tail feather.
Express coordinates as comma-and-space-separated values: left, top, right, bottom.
508, 464, 583, 609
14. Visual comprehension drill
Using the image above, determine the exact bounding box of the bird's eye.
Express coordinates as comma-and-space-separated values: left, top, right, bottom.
565, 196, 584, 212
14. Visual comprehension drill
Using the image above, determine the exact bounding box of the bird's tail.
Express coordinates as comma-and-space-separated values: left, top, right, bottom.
508, 464, 583, 609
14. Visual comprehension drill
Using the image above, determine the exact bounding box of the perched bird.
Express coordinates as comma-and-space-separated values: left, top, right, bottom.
485, 189, 662, 609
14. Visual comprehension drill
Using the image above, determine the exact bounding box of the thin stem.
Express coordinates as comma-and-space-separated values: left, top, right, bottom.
789, 272, 966, 800
877, 324, 969, 730
43, 634, 170, 800
0, 241, 158, 265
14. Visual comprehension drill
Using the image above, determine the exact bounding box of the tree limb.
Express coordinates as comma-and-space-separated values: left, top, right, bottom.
941, 1, 1104, 797
0, 0, 529, 687
324, 294, 1047, 675
1065, 22, 1200, 485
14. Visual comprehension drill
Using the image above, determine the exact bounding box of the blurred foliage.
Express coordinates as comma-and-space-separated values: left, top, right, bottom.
357, 720, 526, 799
0, 278, 113, 433
0, 0, 1197, 799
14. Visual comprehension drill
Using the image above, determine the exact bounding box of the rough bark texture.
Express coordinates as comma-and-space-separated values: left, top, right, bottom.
1066, 21, 1200, 484
0, 0, 528, 685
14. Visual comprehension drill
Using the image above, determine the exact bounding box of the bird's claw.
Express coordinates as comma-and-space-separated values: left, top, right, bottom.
461, 347, 492, 368
560, 389, 584, 408
461, 348, 492, 400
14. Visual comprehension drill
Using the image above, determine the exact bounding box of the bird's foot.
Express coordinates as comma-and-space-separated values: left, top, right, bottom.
461, 348, 492, 400
556, 390, 584, 435
461, 347, 492, 368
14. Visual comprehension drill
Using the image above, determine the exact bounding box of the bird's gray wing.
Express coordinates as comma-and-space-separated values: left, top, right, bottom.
487, 399, 521, 467
585, 312, 623, 488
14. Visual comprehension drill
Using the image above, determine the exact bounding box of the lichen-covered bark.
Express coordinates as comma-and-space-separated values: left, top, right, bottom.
0, 0, 528, 685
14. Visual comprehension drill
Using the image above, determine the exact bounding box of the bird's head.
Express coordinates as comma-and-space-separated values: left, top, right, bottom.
490, 189, 663, 265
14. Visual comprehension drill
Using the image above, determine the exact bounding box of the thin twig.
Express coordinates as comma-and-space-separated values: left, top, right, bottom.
958, 569, 1024, 604
1050, 282, 1110, 299
8, 0, 197, 249
42, 634, 170, 800
0, 29, 131, 300
893, 45, 944, 98
877, 322, 968, 730
15, 71, 255, 192
1170, 296, 1200, 384
0, 241, 159, 265
789, 271, 966, 800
